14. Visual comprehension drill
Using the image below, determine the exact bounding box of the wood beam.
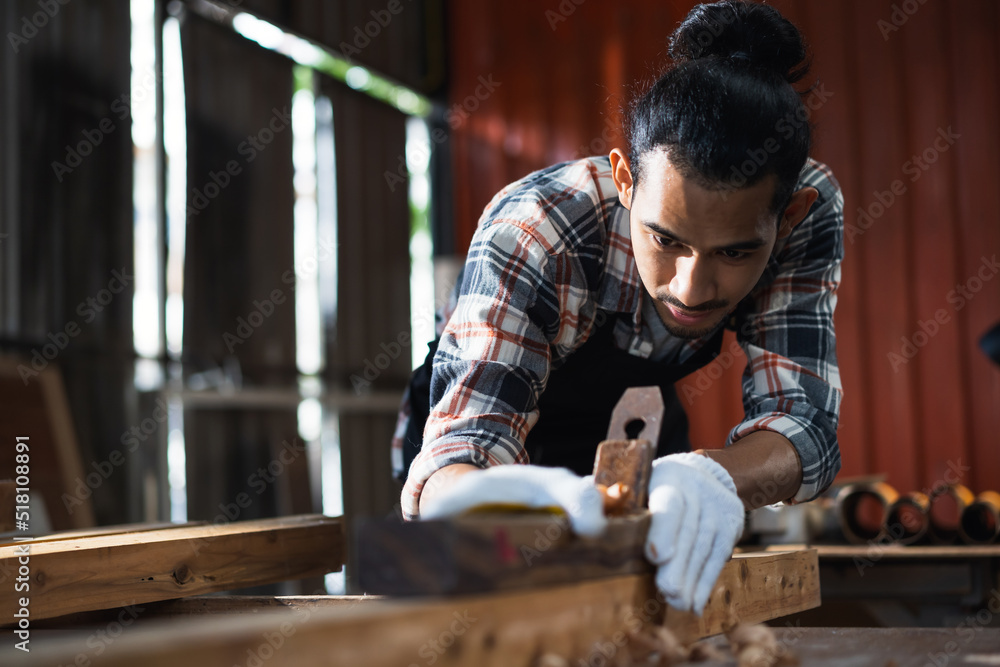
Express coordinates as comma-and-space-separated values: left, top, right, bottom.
664, 549, 821, 644
5, 550, 819, 666
358, 513, 653, 595
0, 514, 344, 622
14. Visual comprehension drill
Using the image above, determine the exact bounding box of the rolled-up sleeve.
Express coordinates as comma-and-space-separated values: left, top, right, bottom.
728, 166, 845, 502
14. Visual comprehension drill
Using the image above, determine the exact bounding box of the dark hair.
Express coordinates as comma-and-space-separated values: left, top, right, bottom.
626, 0, 812, 213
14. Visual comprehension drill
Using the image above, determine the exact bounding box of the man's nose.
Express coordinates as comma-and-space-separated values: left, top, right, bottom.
669, 255, 717, 307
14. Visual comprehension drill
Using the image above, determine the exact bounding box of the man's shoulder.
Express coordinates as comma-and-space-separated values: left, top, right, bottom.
476, 156, 621, 255
799, 158, 844, 214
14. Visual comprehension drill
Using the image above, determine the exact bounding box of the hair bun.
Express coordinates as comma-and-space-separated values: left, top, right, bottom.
669, 1, 809, 84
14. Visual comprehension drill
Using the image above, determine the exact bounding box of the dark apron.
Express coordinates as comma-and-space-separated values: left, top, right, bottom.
400, 311, 726, 480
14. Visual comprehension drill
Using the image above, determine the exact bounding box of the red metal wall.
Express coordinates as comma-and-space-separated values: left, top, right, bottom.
446, 0, 1000, 494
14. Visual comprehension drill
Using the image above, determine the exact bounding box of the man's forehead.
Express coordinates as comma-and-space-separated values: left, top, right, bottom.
634, 161, 777, 246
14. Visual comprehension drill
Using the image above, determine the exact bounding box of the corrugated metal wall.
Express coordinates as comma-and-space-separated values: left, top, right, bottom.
446, 0, 1000, 494
0, 1, 134, 525
180, 12, 302, 522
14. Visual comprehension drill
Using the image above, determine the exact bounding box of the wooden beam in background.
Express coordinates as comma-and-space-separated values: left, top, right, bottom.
0, 514, 344, 622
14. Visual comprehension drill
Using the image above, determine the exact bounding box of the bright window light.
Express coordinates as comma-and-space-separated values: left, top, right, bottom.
163, 16, 186, 358
131, 0, 161, 359
231, 13, 285, 50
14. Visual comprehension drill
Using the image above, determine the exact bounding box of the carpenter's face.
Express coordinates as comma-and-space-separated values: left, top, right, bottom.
612, 149, 780, 340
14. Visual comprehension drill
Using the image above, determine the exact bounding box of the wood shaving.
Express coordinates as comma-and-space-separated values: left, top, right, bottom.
597, 482, 631, 514
624, 626, 689, 665
688, 641, 728, 662
725, 622, 799, 667
542, 621, 799, 667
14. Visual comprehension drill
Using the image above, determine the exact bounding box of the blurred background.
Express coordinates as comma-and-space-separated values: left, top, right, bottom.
0, 0, 997, 598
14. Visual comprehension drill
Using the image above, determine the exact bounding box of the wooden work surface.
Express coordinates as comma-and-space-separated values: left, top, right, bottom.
759, 543, 1000, 628
692, 627, 1000, 665
2, 551, 819, 666
764, 544, 1000, 559
7, 620, 999, 666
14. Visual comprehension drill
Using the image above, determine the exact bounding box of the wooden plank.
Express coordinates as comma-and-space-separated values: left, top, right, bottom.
762, 543, 1000, 559
358, 513, 652, 595
0, 514, 344, 622
4, 551, 819, 667
134, 594, 384, 616
0, 520, 190, 546
664, 550, 820, 645
33, 595, 385, 629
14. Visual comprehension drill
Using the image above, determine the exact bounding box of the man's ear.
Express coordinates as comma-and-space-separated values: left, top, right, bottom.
777, 186, 819, 239
609, 148, 634, 210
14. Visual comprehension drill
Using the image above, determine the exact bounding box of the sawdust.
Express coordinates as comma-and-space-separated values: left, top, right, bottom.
533, 620, 799, 666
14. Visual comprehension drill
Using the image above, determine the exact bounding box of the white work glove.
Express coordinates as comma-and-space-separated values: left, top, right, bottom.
644, 452, 745, 614
421, 465, 607, 537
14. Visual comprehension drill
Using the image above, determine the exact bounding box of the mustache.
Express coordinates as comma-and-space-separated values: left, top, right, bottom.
658, 292, 729, 313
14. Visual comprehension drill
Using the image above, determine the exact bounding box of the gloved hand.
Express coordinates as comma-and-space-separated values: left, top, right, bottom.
420, 464, 607, 537
644, 452, 745, 614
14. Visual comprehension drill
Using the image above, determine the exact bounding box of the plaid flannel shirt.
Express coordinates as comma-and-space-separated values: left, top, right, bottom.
399, 155, 844, 519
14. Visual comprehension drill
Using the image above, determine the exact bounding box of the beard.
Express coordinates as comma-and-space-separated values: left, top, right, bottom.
652, 290, 731, 341
660, 313, 729, 340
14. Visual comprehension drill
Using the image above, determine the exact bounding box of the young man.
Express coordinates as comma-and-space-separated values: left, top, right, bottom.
394, 0, 843, 614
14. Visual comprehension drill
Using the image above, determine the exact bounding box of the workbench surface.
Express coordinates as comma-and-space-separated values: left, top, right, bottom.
6, 625, 999, 665
695, 627, 1000, 666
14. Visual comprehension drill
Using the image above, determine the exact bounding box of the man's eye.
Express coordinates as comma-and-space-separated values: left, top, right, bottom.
721, 249, 747, 260
651, 235, 676, 248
